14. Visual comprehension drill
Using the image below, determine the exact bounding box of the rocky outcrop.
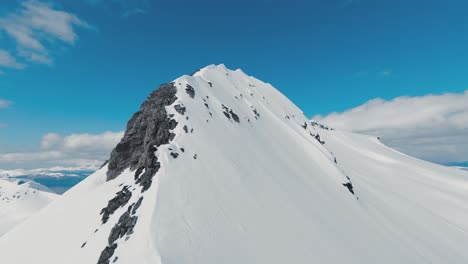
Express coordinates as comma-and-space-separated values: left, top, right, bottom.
97, 244, 117, 264
107, 83, 178, 181
100, 186, 132, 224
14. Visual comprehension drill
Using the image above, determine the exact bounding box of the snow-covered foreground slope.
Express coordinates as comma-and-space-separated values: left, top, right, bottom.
316, 126, 468, 263
0, 65, 467, 264
0, 179, 57, 237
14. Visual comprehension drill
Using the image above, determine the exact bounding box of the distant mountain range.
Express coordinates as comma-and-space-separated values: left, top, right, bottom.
0, 168, 94, 194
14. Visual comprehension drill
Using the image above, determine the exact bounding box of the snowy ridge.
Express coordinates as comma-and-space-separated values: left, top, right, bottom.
0, 65, 467, 264
0, 179, 57, 237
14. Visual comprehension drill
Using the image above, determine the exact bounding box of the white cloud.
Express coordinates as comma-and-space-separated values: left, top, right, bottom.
314, 91, 468, 164
41, 131, 124, 152
0, 0, 91, 67
0, 131, 123, 170
0, 99, 13, 108
0, 50, 25, 69
40, 133, 61, 149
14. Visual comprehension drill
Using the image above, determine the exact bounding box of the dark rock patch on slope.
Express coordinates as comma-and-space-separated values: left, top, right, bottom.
185, 84, 195, 98
100, 186, 132, 224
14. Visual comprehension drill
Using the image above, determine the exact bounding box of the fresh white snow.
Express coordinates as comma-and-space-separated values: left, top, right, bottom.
0, 179, 57, 237
0, 64, 467, 263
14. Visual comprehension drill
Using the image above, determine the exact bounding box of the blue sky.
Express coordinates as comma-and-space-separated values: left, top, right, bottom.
1, 0, 468, 168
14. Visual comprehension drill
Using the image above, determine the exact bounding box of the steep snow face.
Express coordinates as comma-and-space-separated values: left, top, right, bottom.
0, 179, 57, 237
0, 64, 467, 264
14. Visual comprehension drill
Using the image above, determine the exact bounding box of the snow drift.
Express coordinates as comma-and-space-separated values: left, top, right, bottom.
0, 64, 467, 264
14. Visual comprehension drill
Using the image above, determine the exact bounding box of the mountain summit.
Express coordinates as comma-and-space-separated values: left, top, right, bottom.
1, 65, 468, 264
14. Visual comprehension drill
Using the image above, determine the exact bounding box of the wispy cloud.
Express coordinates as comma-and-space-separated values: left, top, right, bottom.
0, 49, 25, 69
87, 0, 150, 18
314, 91, 468, 164
0, 130, 123, 169
0, 99, 13, 108
0, 0, 92, 68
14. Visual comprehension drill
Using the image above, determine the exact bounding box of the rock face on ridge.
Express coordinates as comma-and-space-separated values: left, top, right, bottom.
107, 83, 178, 182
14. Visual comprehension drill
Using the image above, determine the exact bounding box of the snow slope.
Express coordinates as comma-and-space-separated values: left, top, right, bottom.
0, 179, 57, 237
0, 64, 467, 264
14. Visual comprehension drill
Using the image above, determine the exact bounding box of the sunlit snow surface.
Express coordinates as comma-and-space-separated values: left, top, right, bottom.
0, 65, 467, 264
0, 179, 57, 237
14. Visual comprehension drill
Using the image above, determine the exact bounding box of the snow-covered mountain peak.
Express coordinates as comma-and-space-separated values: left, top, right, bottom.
1, 65, 468, 264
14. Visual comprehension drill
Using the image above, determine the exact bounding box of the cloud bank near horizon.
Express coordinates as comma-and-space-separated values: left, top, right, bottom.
0, 131, 123, 170
314, 91, 468, 165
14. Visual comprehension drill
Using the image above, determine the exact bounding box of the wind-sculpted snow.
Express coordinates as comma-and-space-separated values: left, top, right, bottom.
1, 65, 468, 264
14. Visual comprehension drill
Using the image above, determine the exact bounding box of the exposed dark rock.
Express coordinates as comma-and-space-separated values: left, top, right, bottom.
221, 104, 240, 123
132, 197, 143, 215
334, 157, 337, 164
100, 186, 132, 224
204, 103, 209, 108
302, 122, 308, 129
108, 211, 138, 245
97, 243, 117, 264
315, 134, 325, 145
253, 109, 260, 118
229, 110, 240, 123
193, 154, 198, 159
183, 125, 188, 133
113, 257, 118, 263
136, 161, 161, 192
180, 148, 185, 152
134, 166, 144, 181
191, 128, 194, 133
174, 104, 186, 115
107, 83, 178, 181
311, 121, 334, 131
170, 152, 179, 159
81, 242, 87, 248
207, 82, 212, 87
185, 84, 195, 98
343, 182, 355, 195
